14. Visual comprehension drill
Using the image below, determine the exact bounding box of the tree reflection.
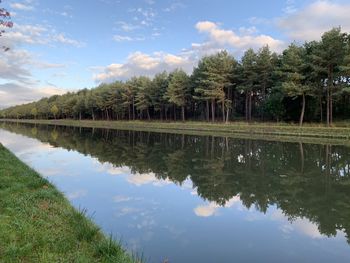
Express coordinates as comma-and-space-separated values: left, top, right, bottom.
2, 122, 350, 243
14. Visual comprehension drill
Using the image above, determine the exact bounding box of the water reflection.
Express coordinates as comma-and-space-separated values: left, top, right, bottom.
1, 122, 350, 262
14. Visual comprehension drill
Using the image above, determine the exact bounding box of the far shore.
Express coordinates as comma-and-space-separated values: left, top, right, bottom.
1, 119, 350, 146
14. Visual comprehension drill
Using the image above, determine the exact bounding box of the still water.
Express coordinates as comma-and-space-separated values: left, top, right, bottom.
1, 122, 350, 262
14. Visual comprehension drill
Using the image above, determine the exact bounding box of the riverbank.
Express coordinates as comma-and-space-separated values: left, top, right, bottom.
2, 119, 350, 144
0, 144, 136, 262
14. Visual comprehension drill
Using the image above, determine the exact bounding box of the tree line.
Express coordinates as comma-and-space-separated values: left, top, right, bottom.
1, 28, 350, 126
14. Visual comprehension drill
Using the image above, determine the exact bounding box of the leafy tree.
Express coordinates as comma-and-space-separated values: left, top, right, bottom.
238, 49, 258, 122
165, 69, 190, 121
313, 27, 348, 126
151, 71, 169, 120
256, 45, 276, 119
281, 44, 312, 126
50, 105, 59, 119
0, 0, 13, 51
135, 76, 153, 120
31, 107, 38, 119
122, 78, 138, 120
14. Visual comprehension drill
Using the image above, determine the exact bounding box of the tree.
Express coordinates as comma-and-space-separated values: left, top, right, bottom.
204, 51, 236, 122
256, 45, 276, 120
135, 76, 153, 120
165, 69, 190, 121
0, 0, 13, 51
313, 27, 347, 126
73, 95, 85, 120
281, 44, 312, 126
31, 107, 38, 119
238, 49, 258, 122
193, 51, 236, 122
151, 71, 169, 120
122, 78, 138, 120
50, 105, 59, 119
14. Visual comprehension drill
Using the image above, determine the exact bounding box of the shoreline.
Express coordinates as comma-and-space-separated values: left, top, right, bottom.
1, 119, 350, 146
0, 143, 136, 262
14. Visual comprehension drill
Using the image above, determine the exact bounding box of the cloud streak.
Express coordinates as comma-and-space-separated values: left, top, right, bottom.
0, 83, 67, 108
278, 0, 350, 41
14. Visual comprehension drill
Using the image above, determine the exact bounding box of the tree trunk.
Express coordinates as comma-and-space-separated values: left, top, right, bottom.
262, 82, 266, 121
327, 86, 330, 126
181, 106, 185, 122
299, 93, 305, 127
91, 110, 95, 121
248, 92, 252, 122
211, 99, 215, 122
330, 86, 333, 126
245, 93, 249, 121
319, 95, 323, 123
147, 108, 150, 120
79, 112, 81, 121
226, 107, 229, 124
132, 97, 135, 120
206, 100, 210, 122
222, 100, 225, 122
173, 105, 176, 121
128, 105, 131, 120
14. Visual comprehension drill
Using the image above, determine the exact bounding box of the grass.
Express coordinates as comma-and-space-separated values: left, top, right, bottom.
0, 143, 138, 263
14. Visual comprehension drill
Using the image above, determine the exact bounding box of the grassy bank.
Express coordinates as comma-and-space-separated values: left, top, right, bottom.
0, 144, 136, 263
2, 119, 350, 143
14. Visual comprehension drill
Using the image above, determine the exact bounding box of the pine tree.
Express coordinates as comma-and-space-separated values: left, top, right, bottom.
238, 49, 258, 122
135, 76, 153, 120
313, 27, 347, 126
281, 44, 312, 126
165, 69, 190, 121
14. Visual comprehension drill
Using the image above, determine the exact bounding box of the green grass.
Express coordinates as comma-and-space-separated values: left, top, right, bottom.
0, 144, 138, 263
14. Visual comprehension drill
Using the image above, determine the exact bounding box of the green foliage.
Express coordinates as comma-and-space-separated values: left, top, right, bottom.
165, 69, 190, 107
50, 105, 59, 119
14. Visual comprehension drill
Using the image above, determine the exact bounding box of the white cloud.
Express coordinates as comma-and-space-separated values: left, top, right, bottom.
113, 34, 145, 42
163, 2, 186, 12
113, 195, 132, 203
278, 0, 350, 41
52, 33, 85, 48
10, 2, 34, 11
283, 0, 297, 14
194, 196, 241, 217
93, 51, 193, 82
0, 83, 67, 108
2, 23, 85, 48
0, 20, 84, 108
93, 20, 285, 83
127, 172, 172, 187
271, 209, 346, 240
67, 189, 87, 200
115, 21, 140, 32
195, 21, 285, 53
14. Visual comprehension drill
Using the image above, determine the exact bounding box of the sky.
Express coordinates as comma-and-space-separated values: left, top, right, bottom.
1, 0, 350, 108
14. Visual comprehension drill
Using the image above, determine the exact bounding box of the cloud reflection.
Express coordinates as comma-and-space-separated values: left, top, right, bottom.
194, 196, 241, 217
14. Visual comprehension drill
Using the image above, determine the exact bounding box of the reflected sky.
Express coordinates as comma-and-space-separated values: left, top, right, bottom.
1, 125, 350, 263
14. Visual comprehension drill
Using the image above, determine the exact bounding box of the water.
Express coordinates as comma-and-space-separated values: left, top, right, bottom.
1, 122, 350, 263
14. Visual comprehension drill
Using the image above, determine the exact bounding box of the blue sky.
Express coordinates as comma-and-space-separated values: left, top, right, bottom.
1, 0, 350, 108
